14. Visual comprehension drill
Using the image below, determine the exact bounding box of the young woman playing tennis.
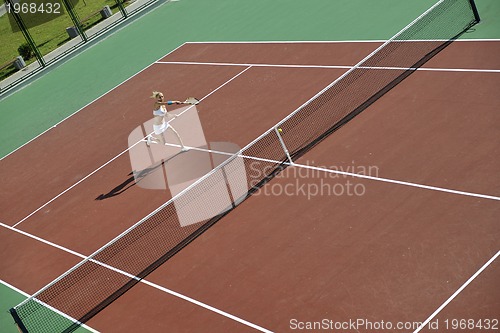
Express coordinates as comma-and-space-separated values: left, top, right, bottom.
147, 91, 188, 152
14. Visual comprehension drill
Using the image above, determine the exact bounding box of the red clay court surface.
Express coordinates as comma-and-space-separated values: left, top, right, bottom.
0, 41, 499, 332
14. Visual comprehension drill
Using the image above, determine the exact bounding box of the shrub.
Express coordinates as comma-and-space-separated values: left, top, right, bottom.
18, 43, 33, 60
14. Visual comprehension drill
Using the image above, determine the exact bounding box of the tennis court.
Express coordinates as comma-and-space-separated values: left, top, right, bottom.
1, 1, 499, 332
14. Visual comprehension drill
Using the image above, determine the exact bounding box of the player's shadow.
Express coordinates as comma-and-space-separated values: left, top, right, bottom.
95, 152, 182, 200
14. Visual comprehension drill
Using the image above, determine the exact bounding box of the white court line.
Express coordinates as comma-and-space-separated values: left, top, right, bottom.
156, 60, 500, 73
185, 39, 500, 44
12, 142, 142, 228
140, 279, 273, 333
294, 163, 500, 201
0, 43, 188, 162
12, 66, 252, 229
413, 250, 500, 333
0, 279, 101, 333
3, 39, 498, 161
0, 222, 273, 333
0, 279, 31, 297
160, 143, 500, 202
186, 40, 388, 44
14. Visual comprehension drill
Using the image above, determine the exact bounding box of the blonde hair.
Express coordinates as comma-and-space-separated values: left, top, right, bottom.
151, 91, 163, 99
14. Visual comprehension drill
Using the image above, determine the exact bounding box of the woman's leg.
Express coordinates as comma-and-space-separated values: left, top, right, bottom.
154, 133, 166, 145
168, 126, 187, 151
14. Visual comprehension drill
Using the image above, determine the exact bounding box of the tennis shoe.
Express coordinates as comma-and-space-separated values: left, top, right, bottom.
146, 135, 159, 146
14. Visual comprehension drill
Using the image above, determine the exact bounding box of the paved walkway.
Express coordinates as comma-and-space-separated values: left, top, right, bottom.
0, 3, 6, 17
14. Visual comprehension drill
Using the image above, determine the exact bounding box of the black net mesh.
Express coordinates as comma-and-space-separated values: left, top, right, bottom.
280, 0, 478, 160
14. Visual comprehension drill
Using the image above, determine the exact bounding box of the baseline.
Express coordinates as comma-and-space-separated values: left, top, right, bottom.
156, 60, 500, 73
162, 41, 500, 71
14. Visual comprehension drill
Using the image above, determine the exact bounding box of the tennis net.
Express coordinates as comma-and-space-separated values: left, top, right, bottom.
10, 0, 479, 332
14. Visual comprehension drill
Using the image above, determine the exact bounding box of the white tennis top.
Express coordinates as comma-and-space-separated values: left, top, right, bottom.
153, 105, 167, 117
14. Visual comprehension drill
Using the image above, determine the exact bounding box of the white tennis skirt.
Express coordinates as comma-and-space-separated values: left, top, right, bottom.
153, 122, 170, 135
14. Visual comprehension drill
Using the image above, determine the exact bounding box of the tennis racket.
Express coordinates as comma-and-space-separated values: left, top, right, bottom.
183, 97, 200, 105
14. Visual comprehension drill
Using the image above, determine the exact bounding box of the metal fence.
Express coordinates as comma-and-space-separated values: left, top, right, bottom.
0, 0, 166, 95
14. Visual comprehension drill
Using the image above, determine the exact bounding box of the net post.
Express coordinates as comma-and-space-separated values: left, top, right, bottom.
468, 0, 480, 22
274, 127, 294, 165
9, 308, 28, 333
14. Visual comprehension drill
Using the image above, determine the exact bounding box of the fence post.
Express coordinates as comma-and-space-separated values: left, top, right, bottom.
468, 0, 480, 23
115, 0, 128, 18
61, 0, 88, 42
5, 0, 46, 67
